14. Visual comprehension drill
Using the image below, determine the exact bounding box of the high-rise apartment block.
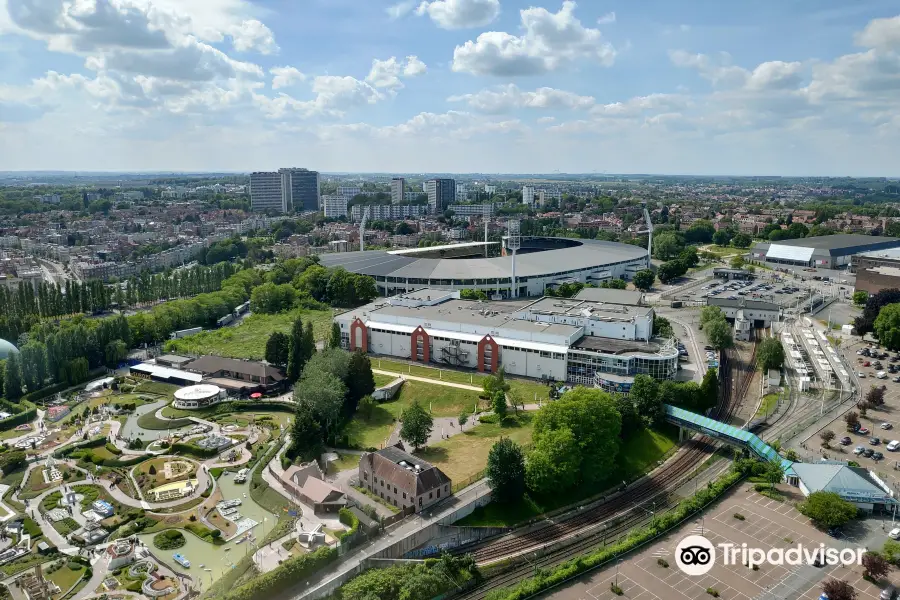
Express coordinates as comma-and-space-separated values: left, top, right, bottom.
250, 172, 284, 212
280, 168, 320, 212
391, 178, 406, 205
522, 185, 535, 207
426, 178, 456, 214
338, 186, 362, 199
323, 195, 348, 218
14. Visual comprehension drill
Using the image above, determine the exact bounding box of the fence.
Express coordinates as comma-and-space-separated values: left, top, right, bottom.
451, 470, 486, 494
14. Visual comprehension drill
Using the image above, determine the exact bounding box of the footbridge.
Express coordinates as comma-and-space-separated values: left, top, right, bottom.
665, 405, 794, 473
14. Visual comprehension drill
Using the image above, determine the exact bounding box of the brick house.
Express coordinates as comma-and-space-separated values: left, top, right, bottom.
358, 444, 451, 512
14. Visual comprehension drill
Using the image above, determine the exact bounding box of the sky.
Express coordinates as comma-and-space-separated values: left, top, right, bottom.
1, 0, 899, 176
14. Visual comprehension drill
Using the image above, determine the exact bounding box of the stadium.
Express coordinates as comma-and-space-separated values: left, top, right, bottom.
318, 237, 650, 298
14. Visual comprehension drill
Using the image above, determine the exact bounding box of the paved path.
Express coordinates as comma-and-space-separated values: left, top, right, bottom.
371, 369, 483, 392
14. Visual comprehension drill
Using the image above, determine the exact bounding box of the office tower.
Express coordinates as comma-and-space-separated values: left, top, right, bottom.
426, 178, 456, 213
522, 185, 535, 207
323, 195, 348, 218
250, 172, 283, 212
391, 178, 406, 205
279, 168, 320, 212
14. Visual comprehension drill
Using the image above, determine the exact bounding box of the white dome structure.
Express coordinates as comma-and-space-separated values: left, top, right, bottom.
173, 384, 223, 409
0, 338, 18, 361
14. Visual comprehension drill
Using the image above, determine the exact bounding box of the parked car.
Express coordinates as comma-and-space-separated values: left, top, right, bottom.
882, 423, 893, 430
840, 436, 852, 445
874, 452, 885, 461
859, 427, 871, 435
871, 437, 881, 445
864, 448, 876, 457
887, 440, 900, 451
854, 445, 866, 455
889, 528, 900, 540
859, 372, 867, 378
881, 585, 896, 600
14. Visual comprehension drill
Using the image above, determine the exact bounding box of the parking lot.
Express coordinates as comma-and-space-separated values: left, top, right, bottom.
792, 339, 900, 493
548, 483, 892, 600
683, 273, 813, 309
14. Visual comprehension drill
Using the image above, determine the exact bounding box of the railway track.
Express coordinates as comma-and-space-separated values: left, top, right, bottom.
454, 340, 761, 600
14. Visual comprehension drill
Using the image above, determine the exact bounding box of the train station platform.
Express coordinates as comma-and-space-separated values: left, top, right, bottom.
664, 404, 795, 474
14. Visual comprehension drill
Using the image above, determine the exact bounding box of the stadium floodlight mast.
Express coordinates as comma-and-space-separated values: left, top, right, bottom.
506, 219, 521, 298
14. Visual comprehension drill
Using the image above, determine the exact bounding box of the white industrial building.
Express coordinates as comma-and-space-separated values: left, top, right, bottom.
707, 297, 781, 328
334, 288, 678, 392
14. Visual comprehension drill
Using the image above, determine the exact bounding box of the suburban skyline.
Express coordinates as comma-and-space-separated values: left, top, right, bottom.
1, 0, 899, 176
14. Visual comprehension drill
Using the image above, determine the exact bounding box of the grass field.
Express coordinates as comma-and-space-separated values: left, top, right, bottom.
342, 379, 482, 449
457, 425, 678, 527
326, 452, 360, 475
137, 411, 193, 430
371, 357, 551, 404
757, 393, 779, 418
373, 373, 396, 388
701, 244, 745, 258
417, 412, 535, 485
164, 308, 333, 360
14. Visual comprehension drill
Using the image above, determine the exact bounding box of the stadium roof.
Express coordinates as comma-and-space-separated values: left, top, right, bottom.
753, 234, 900, 255
318, 238, 647, 281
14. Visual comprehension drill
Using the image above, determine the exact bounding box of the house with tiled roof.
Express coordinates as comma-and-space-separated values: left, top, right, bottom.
358, 444, 451, 512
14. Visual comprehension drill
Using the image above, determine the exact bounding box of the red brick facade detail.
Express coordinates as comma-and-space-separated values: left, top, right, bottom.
477, 335, 499, 373
350, 318, 368, 352
411, 326, 430, 363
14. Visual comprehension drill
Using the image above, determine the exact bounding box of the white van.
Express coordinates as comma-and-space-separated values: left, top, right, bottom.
877, 371, 888, 379
888, 440, 900, 452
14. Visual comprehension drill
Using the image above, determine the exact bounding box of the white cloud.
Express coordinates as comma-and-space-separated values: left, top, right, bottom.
452, 1, 615, 76
270, 66, 306, 89
227, 19, 278, 54
855, 15, 900, 50
386, 0, 417, 20
744, 61, 804, 91
597, 12, 615, 25
317, 110, 527, 140
448, 84, 595, 113
415, 0, 500, 29
366, 56, 427, 90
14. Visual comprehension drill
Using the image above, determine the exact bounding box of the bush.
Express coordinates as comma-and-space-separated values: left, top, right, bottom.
337, 508, 360, 540
171, 442, 219, 459
153, 529, 186, 550
733, 513, 745, 521
657, 558, 668, 568
222, 546, 337, 600
706, 588, 719, 597
104, 443, 122, 456
610, 583, 623, 596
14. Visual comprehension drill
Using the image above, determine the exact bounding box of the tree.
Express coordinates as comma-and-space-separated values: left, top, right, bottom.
856, 289, 900, 335
290, 405, 324, 461
532, 387, 622, 486
457, 413, 469, 430
301, 321, 317, 367
653, 315, 674, 338
712, 229, 732, 246
653, 233, 683, 260
874, 303, 900, 350
346, 351, 376, 415
3, 352, 23, 400
729, 255, 745, 269
104, 340, 127, 368
358, 395, 377, 421
250, 282, 297, 314
483, 367, 510, 398
845, 410, 860, 431
265, 332, 290, 367
867, 386, 886, 406
822, 579, 857, 600
656, 260, 688, 283
852, 290, 868, 306
730, 233, 751, 248
632, 269, 655, 291
400, 401, 433, 451
329, 322, 343, 349
148, 464, 157, 475
526, 427, 581, 495
756, 338, 785, 372
678, 246, 700, 268
699, 368, 719, 411
862, 552, 890, 580
820, 429, 835, 447
486, 438, 526, 504
0, 451, 26, 474
286, 316, 305, 383
630, 375, 663, 425
294, 369, 347, 433
614, 394, 641, 436
797, 491, 858, 528
492, 390, 507, 419
706, 318, 734, 350
700, 306, 725, 328
685, 220, 715, 244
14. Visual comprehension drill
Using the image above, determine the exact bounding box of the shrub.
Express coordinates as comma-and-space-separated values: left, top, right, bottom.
153, 529, 186, 550
657, 558, 668, 568
222, 546, 337, 600
733, 513, 745, 521
610, 583, 623, 595
148, 465, 157, 475
706, 588, 719, 597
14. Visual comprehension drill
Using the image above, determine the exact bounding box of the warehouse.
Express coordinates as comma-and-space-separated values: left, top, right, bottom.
334, 288, 680, 392
750, 234, 900, 269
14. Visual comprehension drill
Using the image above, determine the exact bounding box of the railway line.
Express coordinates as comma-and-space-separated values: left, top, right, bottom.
453, 336, 762, 599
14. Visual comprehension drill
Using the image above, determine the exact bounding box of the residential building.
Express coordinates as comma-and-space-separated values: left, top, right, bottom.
280, 168, 320, 212
358, 444, 451, 512
33, 194, 61, 204
323, 195, 348, 218
337, 186, 362, 199
281, 462, 348, 514
250, 171, 283, 212
522, 185, 535, 207
391, 178, 406, 205
350, 204, 427, 222
449, 203, 495, 217
455, 183, 468, 201
183, 355, 285, 394
484, 185, 496, 194
426, 178, 455, 213
121, 191, 144, 201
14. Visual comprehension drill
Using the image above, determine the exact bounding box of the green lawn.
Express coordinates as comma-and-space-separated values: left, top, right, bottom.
757, 393, 780, 418
326, 452, 360, 475
136, 411, 193, 430
342, 379, 482, 449
46, 562, 86, 593
457, 425, 678, 527
373, 373, 396, 388
701, 245, 744, 258
417, 412, 535, 486
163, 308, 333, 360
371, 357, 551, 404
135, 381, 181, 398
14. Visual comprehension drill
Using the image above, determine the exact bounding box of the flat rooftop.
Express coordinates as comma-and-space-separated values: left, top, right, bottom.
521, 297, 654, 319
754, 234, 900, 253
571, 336, 662, 354
858, 247, 900, 260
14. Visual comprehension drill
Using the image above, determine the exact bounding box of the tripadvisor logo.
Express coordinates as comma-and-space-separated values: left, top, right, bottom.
674, 534, 864, 576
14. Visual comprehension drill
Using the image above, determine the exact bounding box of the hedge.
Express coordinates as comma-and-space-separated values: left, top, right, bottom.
484, 468, 745, 600
18, 367, 105, 405
222, 546, 337, 600
337, 507, 359, 541
0, 399, 37, 432
55, 436, 109, 458
171, 442, 220, 459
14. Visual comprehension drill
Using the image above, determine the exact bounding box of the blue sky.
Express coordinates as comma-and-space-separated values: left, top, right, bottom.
1, 0, 899, 175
